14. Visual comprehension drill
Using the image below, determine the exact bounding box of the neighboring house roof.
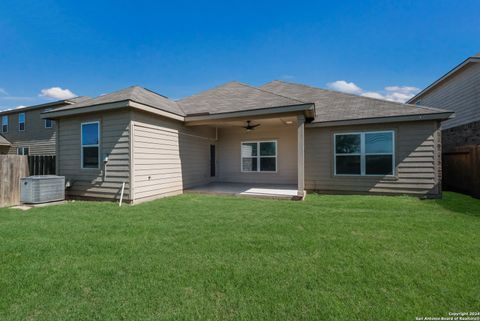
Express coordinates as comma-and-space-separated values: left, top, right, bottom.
0, 134, 11, 146
407, 53, 480, 103
0, 96, 90, 116
261, 80, 452, 126
178, 81, 307, 116
46, 86, 185, 117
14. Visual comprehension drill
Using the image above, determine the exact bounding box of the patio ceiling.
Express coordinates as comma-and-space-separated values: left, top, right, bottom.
193, 115, 299, 128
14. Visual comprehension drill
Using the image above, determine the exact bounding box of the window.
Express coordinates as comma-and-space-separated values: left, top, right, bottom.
17, 147, 29, 155
81, 122, 100, 169
45, 118, 53, 129
1, 115, 8, 133
18, 113, 25, 131
334, 131, 394, 176
241, 140, 277, 172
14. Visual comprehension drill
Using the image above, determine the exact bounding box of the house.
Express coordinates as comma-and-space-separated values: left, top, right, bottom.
408, 53, 480, 197
0, 97, 89, 155
408, 53, 480, 150
42, 81, 453, 203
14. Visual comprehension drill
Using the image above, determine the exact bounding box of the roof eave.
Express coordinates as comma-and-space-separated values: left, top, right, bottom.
0, 99, 74, 116
42, 100, 185, 121
184, 103, 315, 123
306, 112, 454, 128
42, 100, 130, 119
0, 135, 11, 146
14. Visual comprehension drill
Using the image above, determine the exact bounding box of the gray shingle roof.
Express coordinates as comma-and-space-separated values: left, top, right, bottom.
50, 86, 185, 116
67, 96, 91, 104
261, 80, 450, 123
42, 81, 451, 124
178, 81, 306, 115
0, 96, 91, 115
0, 134, 10, 146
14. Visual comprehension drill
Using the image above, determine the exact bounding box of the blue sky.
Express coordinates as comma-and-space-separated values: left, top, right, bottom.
0, 0, 479, 110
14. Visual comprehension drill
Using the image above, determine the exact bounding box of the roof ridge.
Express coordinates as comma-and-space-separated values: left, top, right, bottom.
131, 86, 185, 114
268, 80, 445, 111
237, 81, 307, 104
132, 86, 169, 99
177, 81, 240, 102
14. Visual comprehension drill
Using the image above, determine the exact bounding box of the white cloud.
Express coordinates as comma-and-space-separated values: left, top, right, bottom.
384, 92, 413, 103
361, 92, 385, 100
39, 87, 76, 100
385, 86, 419, 95
327, 80, 363, 94
327, 80, 419, 103
15, 105, 26, 109
0, 88, 8, 96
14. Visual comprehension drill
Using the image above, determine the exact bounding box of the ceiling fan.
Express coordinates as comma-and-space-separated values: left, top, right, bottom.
243, 120, 260, 131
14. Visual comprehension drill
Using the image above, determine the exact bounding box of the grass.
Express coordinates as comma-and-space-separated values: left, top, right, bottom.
0, 192, 479, 321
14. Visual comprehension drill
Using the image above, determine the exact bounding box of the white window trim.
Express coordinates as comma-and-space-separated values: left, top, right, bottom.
17, 147, 29, 155
333, 130, 395, 177
18, 112, 25, 132
45, 118, 53, 129
240, 140, 278, 173
1, 115, 8, 133
80, 121, 100, 170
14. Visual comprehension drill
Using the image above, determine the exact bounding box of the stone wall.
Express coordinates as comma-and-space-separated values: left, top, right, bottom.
442, 120, 480, 152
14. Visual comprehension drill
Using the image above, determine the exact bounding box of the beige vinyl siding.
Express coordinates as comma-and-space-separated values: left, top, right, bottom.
1, 108, 57, 155
132, 122, 183, 201
412, 62, 480, 129
131, 110, 215, 203
57, 110, 131, 201
305, 120, 441, 196
216, 125, 297, 184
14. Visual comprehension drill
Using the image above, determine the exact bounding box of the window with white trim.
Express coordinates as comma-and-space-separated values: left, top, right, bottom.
81, 122, 100, 169
1, 115, 8, 133
334, 131, 394, 176
17, 147, 29, 155
18, 113, 25, 131
45, 118, 53, 129
241, 140, 277, 172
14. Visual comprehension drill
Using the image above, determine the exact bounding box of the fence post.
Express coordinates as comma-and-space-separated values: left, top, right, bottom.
474, 146, 480, 198
0, 155, 29, 207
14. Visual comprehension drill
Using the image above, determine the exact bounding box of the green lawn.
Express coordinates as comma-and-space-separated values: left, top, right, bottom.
0, 192, 479, 321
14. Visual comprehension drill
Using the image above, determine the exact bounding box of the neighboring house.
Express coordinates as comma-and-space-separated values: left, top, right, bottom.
408, 53, 480, 151
0, 97, 89, 156
42, 81, 452, 203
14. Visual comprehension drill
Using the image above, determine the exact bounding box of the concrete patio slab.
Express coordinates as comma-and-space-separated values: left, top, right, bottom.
185, 182, 304, 200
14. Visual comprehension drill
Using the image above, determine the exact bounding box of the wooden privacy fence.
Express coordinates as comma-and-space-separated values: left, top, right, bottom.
0, 155, 29, 207
443, 144, 480, 198
28, 155, 56, 176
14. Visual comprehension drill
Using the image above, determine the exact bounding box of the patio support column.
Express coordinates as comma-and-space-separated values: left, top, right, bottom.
297, 114, 305, 197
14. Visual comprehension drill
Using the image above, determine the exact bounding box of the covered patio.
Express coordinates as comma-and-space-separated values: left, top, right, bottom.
178, 81, 315, 201
184, 110, 310, 200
